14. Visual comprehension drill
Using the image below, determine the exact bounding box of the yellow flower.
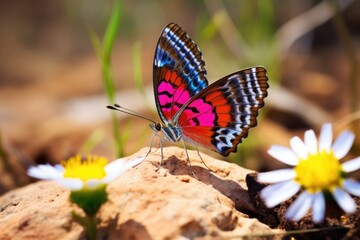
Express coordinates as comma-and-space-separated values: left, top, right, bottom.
28, 155, 145, 190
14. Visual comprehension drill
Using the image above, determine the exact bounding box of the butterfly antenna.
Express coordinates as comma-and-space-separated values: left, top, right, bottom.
107, 104, 157, 125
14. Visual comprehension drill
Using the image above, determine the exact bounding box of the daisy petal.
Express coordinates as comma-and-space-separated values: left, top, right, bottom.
267, 145, 299, 166
86, 179, 104, 189
332, 131, 355, 159
125, 156, 146, 168
332, 187, 356, 213
56, 178, 83, 190
319, 123, 332, 152
304, 130, 318, 154
343, 179, 360, 197
104, 156, 145, 183
260, 180, 300, 208
105, 159, 127, 175
105, 156, 145, 175
342, 157, 360, 173
27, 164, 64, 180
103, 172, 121, 183
290, 136, 308, 159
312, 192, 325, 223
258, 169, 296, 183
285, 191, 313, 221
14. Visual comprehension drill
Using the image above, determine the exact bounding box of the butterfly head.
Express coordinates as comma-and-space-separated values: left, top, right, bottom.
150, 122, 182, 143
150, 122, 162, 132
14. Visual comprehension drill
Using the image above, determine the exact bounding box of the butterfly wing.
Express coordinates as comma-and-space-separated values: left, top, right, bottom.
175, 67, 269, 156
153, 23, 208, 124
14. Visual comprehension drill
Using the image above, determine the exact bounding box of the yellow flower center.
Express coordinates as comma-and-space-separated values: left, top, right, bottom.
294, 150, 344, 193
62, 155, 108, 181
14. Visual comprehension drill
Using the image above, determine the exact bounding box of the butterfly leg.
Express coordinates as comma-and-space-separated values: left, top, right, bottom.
195, 146, 214, 172
181, 140, 199, 179
182, 140, 190, 161
147, 134, 165, 171
159, 138, 164, 165
147, 133, 163, 157
146, 134, 157, 157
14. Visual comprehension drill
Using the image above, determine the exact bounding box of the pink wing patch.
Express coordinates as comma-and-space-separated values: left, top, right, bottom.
179, 99, 215, 127
177, 97, 218, 151
157, 68, 192, 120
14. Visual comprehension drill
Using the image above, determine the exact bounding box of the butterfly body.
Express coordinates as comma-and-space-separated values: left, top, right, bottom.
150, 122, 182, 143
108, 23, 269, 158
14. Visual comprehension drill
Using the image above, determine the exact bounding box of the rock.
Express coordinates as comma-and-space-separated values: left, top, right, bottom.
0, 147, 277, 239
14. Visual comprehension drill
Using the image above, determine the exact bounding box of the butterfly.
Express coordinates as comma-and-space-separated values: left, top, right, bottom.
108, 23, 269, 159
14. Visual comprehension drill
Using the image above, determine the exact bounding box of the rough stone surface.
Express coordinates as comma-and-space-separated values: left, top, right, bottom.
0, 147, 277, 239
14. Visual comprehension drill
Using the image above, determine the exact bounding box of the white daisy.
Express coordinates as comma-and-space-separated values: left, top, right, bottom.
258, 123, 360, 223
28, 155, 145, 190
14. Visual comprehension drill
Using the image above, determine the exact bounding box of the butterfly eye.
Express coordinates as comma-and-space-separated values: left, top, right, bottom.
155, 123, 162, 131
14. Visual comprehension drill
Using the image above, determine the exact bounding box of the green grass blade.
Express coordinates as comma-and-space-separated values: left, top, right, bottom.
132, 41, 152, 109
103, 0, 121, 62
80, 130, 106, 154
88, 29, 104, 60
89, 0, 124, 158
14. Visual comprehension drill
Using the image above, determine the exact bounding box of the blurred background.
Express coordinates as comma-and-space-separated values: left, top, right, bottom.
0, 0, 359, 194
